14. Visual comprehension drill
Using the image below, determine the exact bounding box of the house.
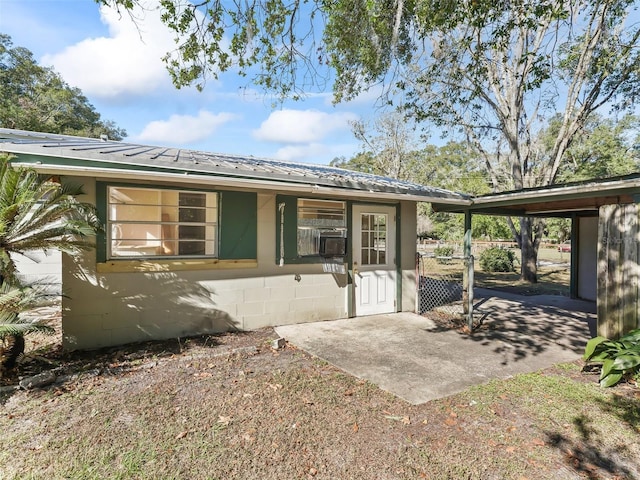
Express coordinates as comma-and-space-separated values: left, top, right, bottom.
0, 128, 470, 350
432, 175, 640, 339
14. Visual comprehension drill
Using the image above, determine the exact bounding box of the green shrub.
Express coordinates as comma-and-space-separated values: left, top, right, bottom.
434, 245, 453, 257
479, 246, 515, 272
433, 245, 454, 264
583, 329, 640, 387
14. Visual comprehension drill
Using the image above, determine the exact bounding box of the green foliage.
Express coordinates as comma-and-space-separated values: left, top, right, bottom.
479, 247, 515, 273
472, 215, 511, 241
545, 218, 571, 244
547, 114, 640, 183
0, 282, 55, 340
0, 155, 100, 284
0, 34, 125, 139
583, 329, 640, 388
434, 246, 453, 257
0, 157, 99, 372
330, 153, 380, 176
433, 245, 454, 264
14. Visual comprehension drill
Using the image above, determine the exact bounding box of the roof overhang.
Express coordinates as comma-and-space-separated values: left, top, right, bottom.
14, 161, 466, 203
432, 175, 640, 217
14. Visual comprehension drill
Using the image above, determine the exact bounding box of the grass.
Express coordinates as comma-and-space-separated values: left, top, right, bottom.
0, 247, 628, 478
419, 246, 572, 296
1, 332, 638, 480
475, 265, 570, 296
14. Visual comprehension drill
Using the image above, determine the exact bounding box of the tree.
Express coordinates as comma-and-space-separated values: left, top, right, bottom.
335, 117, 513, 241
392, 2, 640, 282
0, 34, 125, 140
347, 112, 422, 180
556, 114, 640, 182
107, 0, 640, 282
534, 112, 640, 247
0, 155, 99, 373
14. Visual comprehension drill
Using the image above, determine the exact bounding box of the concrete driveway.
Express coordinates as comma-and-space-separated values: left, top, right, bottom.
275, 289, 596, 405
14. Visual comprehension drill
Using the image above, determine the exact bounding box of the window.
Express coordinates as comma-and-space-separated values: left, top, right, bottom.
297, 199, 346, 256
107, 186, 218, 258
360, 213, 387, 265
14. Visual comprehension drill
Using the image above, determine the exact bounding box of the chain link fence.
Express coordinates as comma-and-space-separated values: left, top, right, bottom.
416, 252, 467, 318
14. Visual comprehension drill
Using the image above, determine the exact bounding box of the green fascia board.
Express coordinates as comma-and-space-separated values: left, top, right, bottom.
10, 153, 172, 174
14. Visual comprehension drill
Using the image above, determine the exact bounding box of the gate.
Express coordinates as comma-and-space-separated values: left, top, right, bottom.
416, 252, 474, 326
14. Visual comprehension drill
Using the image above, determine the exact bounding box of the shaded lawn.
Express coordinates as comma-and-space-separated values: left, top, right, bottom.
422, 262, 570, 296
419, 246, 572, 297
1, 330, 638, 480
476, 266, 571, 296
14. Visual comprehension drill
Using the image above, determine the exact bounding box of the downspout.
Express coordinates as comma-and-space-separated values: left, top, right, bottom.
278, 202, 286, 267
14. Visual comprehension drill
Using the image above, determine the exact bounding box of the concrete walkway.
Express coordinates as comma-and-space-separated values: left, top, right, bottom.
275, 290, 596, 405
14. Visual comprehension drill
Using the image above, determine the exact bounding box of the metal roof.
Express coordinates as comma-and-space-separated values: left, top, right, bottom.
0, 128, 470, 204
432, 172, 640, 217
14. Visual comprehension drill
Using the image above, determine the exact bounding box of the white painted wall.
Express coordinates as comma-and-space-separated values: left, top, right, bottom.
14, 250, 62, 295
577, 216, 598, 301
400, 201, 418, 311
61, 177, 418, 350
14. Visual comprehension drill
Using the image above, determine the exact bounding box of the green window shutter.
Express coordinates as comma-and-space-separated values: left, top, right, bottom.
219, 191, 257, 259
275, 195, 298, 264
96, 182, 107, 263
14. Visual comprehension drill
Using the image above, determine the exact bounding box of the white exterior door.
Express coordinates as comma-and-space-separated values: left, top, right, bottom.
352, 205, 396, 316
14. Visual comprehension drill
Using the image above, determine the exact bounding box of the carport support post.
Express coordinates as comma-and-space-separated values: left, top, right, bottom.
463, 210, 474, 331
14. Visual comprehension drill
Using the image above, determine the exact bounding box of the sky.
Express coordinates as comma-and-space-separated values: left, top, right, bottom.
0, 0, 374, 165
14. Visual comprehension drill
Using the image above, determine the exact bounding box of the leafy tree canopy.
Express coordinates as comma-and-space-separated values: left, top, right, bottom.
555, 114, 640, 182
103, 0, 640, 282
0, 34, 125, 139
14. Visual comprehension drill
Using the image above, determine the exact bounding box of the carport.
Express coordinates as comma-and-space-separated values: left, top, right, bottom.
431, 173, 640, 339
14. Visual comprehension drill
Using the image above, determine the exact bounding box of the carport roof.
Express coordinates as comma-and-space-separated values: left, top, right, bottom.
0, 128, 470, 204
432, 173, 640, 217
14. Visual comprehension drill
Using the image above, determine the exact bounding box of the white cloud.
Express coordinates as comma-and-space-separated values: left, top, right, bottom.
134, 110, 239, 145
273, 141, 359, 163
253, 109, 358, 144
273, 143, 330, 161
41, 1, 176, 99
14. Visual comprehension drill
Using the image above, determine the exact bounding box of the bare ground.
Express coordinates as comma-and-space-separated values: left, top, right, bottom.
1, 315, 639, 480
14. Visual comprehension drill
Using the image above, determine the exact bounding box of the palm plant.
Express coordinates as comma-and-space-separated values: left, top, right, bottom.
0, 282, 55, 373
0, 154, 99, 373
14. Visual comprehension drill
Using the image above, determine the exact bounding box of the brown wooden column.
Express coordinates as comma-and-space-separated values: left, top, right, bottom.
597, 203, 640, 338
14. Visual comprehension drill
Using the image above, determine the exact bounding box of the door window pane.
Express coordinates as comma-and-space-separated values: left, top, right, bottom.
360, 213, 388, 266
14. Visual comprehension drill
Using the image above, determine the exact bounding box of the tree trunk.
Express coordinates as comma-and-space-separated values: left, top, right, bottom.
519, 217, 544, 283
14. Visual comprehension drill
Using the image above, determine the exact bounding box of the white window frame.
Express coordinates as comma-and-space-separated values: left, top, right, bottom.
296, 198, 346, 256
107, 185, 218, 259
